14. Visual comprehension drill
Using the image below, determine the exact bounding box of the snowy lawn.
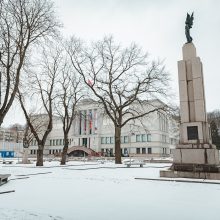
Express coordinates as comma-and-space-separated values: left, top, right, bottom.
0, 160, 220, 220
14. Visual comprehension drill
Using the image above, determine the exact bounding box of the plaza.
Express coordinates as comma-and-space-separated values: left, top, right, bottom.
1, 160, 220, 220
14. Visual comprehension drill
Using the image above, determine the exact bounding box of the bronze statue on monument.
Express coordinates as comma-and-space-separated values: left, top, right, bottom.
185, 12, 194, 43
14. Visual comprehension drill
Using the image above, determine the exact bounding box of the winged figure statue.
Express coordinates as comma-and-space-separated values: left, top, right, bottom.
185, 12, 194, 43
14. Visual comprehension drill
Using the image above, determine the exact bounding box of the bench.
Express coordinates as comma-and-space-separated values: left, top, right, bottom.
0, 174, 11, 186
2, 161, 13, 164
124, 161, 145, 168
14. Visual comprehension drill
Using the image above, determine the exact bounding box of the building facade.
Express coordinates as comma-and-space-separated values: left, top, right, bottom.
29, 99, 179, 157
0, 125, 24, 157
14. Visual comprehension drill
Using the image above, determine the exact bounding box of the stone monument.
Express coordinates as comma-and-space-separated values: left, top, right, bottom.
21, 137, 31, 164
160, 13, 220, 179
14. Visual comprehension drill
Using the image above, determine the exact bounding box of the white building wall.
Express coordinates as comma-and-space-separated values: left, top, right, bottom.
28, 99, 179, 157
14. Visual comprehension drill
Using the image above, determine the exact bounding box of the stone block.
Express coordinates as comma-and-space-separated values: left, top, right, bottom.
186, 60, 193, 81
173, 148, 219, 165
189, 101, 195, 121
180, 101, 189, 123
193, 77, 204, 100
160, 170, 220, 180
203, 143, 212, 148
179, 81, 188, 102
176, 144, 193, 149
202, 122, 211, 143
179, 123, 188, 143
194, 100, 206, 122
176, 143, 213, 149
187, 81, 194, 102
191, 57, 202, 79
178, 61, 187, 81
182, 43, 197, 60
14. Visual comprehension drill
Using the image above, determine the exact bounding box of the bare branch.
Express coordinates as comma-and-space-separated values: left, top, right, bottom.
0, 0, 61, 125
67, 36, 170, 164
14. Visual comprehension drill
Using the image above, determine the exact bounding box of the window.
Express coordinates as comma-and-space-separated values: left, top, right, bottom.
121, 136, 124, 143
148, 148, 152, 154
59, 139, 62, 145
56, 139, 59, 145
106, 137, 110, 144
124, 136, 129, 143
50, 140, 52, 146
136, 135, 141, 142
49, 150, 51, 154
142, 148, 146, 154
161, 135, 167, 143
82, 138, 87, 147
163, 148, 167, 154
53, 140, 55, 146
142, 134, 147, 142
110, 137, 114, 144
136, 148, 140, 154
147, 134, 151, 142
101, 137, 105, 144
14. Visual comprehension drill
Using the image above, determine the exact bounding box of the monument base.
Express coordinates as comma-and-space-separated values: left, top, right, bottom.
160, 169, 220, 180
160, 145, 220, 180
171, 163, 220, 172
173, 145, 219, 165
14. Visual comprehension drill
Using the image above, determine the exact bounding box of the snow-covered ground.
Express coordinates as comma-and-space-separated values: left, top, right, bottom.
1, 160, 220, 220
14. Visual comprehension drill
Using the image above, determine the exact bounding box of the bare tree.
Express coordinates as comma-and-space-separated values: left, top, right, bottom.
23, 123, 34, 148
55, 55, 84, 165
207, 110, 220, 149
67, 36, 170, 164
0, 0, 61, 126
18, 44, 60, 166
208, 110, 220, 128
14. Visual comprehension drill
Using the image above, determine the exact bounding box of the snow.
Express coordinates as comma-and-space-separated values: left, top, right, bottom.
1, 160, 220, 220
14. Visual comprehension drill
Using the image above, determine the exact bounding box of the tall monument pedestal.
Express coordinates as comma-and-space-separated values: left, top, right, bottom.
160, 43, 220, 180
20, 148, 31, 164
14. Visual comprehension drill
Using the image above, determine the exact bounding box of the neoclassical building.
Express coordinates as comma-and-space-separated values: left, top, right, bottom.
29, 99, 179, 157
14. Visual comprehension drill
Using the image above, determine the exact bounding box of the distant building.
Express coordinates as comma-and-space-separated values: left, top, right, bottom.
0, 125, 24, 157
29, 99, 179, 157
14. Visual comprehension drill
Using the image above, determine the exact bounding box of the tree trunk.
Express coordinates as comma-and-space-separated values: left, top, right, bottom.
115, 126, 122, 164
61, 141, 69, 165
36, 147, 44, 166
0, 117, 3, 127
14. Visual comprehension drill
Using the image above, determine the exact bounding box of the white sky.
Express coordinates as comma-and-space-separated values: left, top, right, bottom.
3, 0, 220, 126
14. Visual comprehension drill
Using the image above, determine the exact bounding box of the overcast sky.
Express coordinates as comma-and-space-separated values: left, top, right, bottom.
3, 0, 220, 126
